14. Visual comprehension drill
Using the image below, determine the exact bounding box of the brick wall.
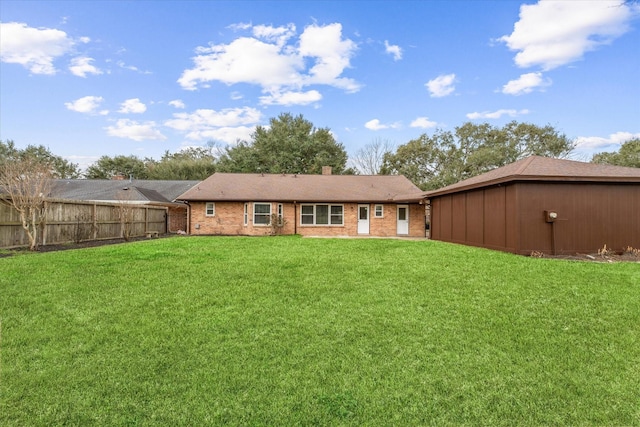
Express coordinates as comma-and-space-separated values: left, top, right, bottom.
188, 201, 426, 237
167, 206, 188, 233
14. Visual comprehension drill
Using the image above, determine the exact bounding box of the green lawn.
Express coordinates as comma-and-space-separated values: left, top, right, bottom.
1, 236, 639, 426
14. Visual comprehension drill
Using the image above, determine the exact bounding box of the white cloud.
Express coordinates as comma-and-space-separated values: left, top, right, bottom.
164, 107, 262, 143
253, 23, 296, 46
426, 74, 456, 98
186, 126, 255, 145
65, 96, 108, 115
228, 22, 253, 31
384, 40, 402, 61
118, 98, 147, 114
0, 22, 75, 74
502, 72, 551, 95
116, 60, 151, 74
259, 90, 322, 106
178, 22, 360, 103
410, 117, 438, 129
298, 23, 360, 91
365, 119, 400, 131
499, 0, 637, 70
169, 99, 186, 109
69, 56, 102, 78
106, 119, 166, 141
575, 131, 640, 150
466, 109, 530, 120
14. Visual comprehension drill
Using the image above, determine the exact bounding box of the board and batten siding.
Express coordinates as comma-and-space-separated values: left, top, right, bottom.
430, 182, 640, 255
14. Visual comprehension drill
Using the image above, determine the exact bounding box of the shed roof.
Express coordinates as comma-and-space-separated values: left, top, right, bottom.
177, 173, 424, 203
426, 156, 640, 197
51, 179, 200, 203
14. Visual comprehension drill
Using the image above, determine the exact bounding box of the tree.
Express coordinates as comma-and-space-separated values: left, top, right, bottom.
146, 147, 216, 180
85, 155, 149, 179
380, 130, 456, 190
217, 113, 351, 174
0, 140, 81, 178
351, 138, 395, 175
381, 121, 575, 190
591, 138, 640, 168
0, 157, 53, 250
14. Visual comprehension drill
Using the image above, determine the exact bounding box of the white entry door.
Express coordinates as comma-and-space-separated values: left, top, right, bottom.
397, 205, 409, 235
358, 204, 370, 234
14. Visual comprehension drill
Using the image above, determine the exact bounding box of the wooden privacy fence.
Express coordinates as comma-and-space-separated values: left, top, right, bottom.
0, 199, 167, 249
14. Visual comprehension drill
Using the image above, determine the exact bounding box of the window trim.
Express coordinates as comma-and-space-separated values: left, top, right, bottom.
300, 203, 344, 226
205, 202, 215, 217
244, 203, 249, 226
253, 202, 272, 226
374, 204, 384, 218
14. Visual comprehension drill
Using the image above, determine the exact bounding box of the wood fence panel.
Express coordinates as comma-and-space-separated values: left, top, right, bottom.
0, 199, 167, 249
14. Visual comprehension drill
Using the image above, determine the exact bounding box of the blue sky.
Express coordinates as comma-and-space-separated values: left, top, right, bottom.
1, 0, 639, 171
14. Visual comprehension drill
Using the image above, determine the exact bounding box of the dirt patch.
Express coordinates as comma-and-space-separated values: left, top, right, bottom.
533, 251, 640, 263
0, 234, 174, 257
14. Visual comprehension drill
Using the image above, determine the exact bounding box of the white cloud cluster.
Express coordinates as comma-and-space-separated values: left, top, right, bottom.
384, 40, 402, 61
164, 107, 262, 143
575, 131, 640, 150
177, 23, 360, 106
410, 117, 438, 129
118, 98, 147, 114
169, 99, 186, 109
0, 22, 75, 75
69, 56, 102, 78
364, 119, 401, 131
106, 119, 166, 141
426, 74, 456, 98
500, 0, 637, 70
502, 72, 551, 95
65, 96, 108, 115
466, 109, 530, 120
260, 90, 322, 106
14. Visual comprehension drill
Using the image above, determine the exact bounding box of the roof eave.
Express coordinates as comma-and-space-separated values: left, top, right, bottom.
426, 175, 640, 197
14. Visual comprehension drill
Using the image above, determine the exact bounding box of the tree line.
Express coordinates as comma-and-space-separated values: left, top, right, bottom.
2, 112, 638, 190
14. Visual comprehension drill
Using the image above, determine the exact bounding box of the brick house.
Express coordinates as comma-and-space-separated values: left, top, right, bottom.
177, 169, 426, 237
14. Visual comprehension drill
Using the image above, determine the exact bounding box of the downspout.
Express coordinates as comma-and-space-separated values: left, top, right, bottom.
184, 201, 191, 235
293, 201, 297, 235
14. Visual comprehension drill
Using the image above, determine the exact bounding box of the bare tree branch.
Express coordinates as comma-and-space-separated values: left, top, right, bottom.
351, 138, 395, 175
0, 158, 52, 250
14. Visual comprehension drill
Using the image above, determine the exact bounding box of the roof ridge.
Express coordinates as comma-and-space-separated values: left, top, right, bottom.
514, 155, 537, 176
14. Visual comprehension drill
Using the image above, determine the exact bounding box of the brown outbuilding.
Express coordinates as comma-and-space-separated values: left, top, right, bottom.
426, 156, 640, 255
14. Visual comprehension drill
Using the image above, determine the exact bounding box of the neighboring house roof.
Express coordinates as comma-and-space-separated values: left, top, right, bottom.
425, 156, 640, 197
50, 180, 200, 204
177, 173, 424, 203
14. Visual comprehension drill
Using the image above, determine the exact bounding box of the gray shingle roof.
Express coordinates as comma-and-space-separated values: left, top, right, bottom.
177, 173, 424, 203
50, 180, 200, 203
426, 156, 640, 197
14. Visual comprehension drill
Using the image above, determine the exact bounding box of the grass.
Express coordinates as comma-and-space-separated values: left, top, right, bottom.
1, 236, 639, 426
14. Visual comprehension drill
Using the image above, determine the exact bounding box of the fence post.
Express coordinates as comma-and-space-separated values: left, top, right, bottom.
92, 203, 97, 240
42, 200, 48, 246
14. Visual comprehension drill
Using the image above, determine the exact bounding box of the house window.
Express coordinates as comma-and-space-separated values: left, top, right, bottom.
244, 203, 249, 226
300, 204, 343, 225
374, 204, 384, 218
253, 203, 271, 225
205, 202, 215, 216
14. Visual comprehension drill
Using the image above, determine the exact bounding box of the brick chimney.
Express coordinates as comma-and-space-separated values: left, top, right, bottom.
322, 166, 332, 175
111, 174, 125, 180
